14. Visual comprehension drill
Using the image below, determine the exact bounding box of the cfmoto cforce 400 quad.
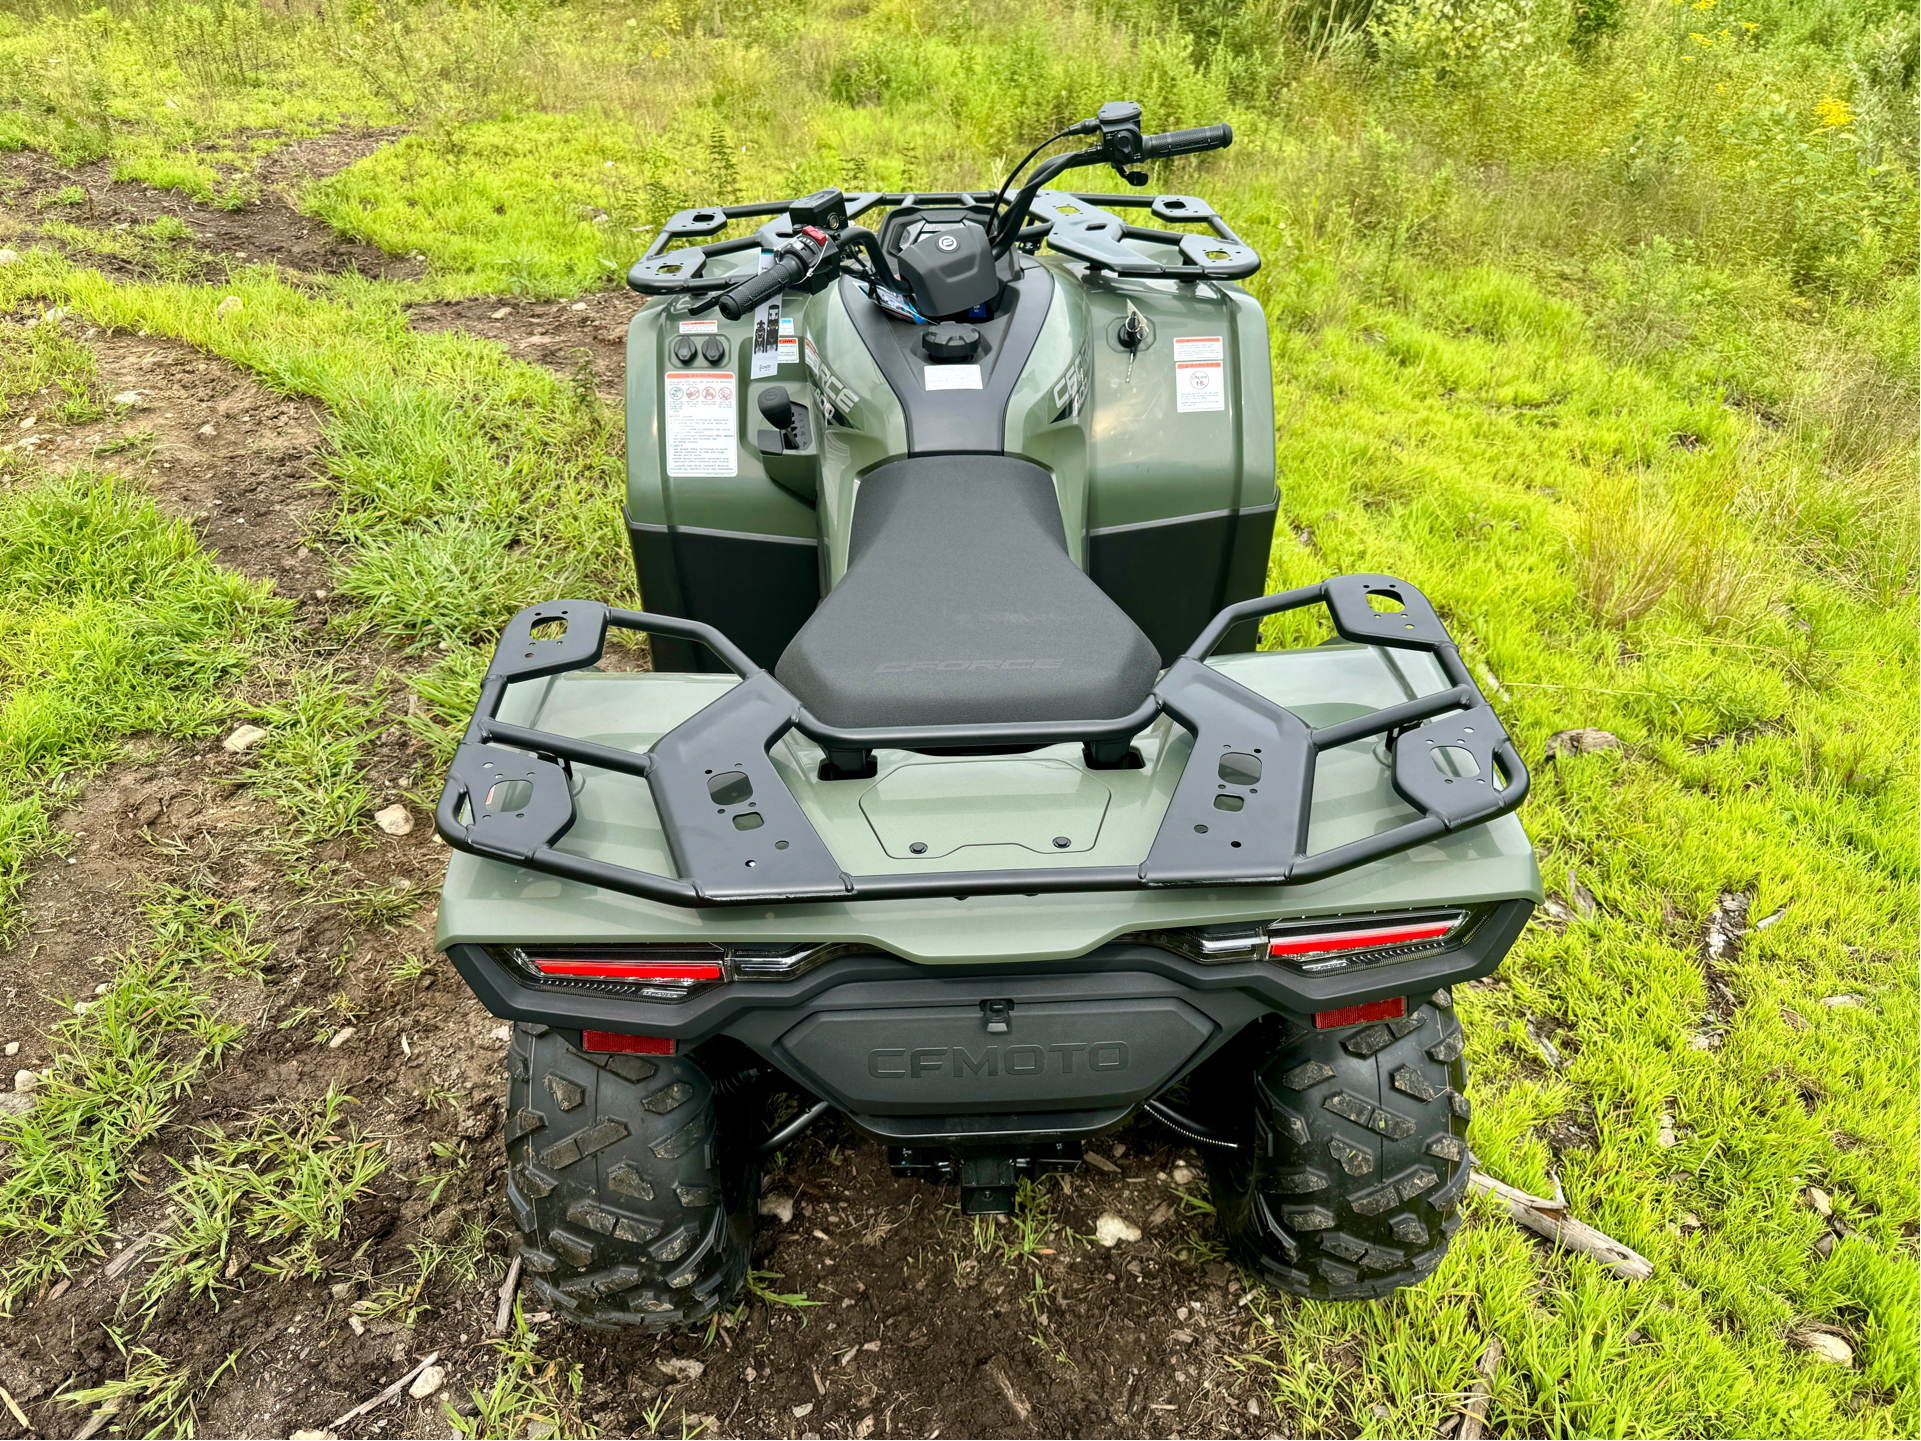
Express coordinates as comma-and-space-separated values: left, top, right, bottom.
433, 103, 1539, 1329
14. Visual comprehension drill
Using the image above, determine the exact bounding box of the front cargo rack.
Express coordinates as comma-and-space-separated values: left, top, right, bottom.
626, 188, 1259, 295
434, 575, 1529, 908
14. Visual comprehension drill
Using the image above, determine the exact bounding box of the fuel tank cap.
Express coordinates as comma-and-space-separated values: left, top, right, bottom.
922, 322, 982, 362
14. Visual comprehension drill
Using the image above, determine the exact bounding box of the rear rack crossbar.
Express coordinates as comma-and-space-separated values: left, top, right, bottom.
434, 576, 1529, 907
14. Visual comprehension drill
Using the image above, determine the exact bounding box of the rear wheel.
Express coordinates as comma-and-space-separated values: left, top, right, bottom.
1205, 991, 1472, 1301
501, 1025, 761, 1330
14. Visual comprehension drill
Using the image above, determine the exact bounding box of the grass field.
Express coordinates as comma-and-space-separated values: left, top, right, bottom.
0, 1, 1916, 1437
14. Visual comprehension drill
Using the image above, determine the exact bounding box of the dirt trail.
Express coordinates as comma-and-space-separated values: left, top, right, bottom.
409, 291, 650, 401
1, 137, 419, 281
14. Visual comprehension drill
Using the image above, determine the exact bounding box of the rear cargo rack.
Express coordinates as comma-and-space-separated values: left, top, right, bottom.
434, 576, 1529, 907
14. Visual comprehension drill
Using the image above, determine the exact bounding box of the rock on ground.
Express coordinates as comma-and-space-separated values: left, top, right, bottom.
374, 804, 414, 836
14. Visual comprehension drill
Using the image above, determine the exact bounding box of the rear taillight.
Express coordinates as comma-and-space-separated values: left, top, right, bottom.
1268, 915, 1460, 964
1134, 909, 1471, 973
532, 958, 724, 982
492, 945, 730, 1001
485, 941, 855, 1000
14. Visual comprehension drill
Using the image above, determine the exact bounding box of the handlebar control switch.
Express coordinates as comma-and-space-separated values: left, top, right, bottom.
788, 188, 848, 233
671, 335, 699, 365
1097, 100, 1144, 163
699, 335, 727, 365
922, 323, 982, 362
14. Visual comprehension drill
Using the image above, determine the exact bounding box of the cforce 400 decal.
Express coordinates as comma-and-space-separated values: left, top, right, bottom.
804, 337, 860, 424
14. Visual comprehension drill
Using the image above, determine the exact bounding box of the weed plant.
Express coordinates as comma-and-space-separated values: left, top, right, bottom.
0, 887, 259, 1302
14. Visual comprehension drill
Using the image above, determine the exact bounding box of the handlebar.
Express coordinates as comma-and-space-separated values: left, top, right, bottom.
1142, 123, 1232, 159
992, 119, 1234, 252
715, 250, 807, 320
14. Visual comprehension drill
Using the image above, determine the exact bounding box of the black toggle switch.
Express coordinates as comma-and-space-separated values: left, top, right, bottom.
700, 335, 727, 365
670, 335, 698, 365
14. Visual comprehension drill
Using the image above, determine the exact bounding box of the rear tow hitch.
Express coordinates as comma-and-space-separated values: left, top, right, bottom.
889, 1142, 1081, 1214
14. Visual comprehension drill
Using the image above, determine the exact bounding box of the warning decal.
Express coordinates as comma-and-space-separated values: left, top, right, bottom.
664, 371, 737, 477
750, 296, 782, 379
1174, 335, 1225, 413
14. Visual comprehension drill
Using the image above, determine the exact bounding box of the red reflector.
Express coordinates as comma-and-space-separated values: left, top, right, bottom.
583, 1030, 675, 1055
1270, 920, 1454, 958
533, 958, 724, 981
1314, 997, 1406, 1030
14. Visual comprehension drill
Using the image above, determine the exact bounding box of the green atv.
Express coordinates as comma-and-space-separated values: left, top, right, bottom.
433, 102, 1539, 1329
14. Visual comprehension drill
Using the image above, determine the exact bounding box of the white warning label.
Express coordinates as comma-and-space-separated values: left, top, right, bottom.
664, 371, 737, 476
1177, 361, 1224, 411
924, 364, 982, 391
1174, 336, 1226, 413
678, 318, 718, 333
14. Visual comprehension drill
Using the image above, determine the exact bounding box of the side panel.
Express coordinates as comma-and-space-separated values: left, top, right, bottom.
1004, 275, 1092, 561
626, 520, 821, 671
623, 295, 824, 670
1063, 268, 1278, 657
802, 283, 911, 586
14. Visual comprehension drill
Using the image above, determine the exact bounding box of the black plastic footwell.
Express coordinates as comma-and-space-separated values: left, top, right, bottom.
889, 1141, 1081, 1214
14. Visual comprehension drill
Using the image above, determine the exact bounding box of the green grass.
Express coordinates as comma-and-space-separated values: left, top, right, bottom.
0, 465, 288, 931
0, 1, 1913, 1436
0, 251, 628, 652
137, 1085, 387, 1309
449, 1309, 593, 1441
61, 1331, 238, 1441
0, 885, 259, 1303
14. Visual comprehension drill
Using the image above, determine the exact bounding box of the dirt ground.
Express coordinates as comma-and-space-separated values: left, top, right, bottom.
1, 139, 418, 282
0, 150, 1307, 1441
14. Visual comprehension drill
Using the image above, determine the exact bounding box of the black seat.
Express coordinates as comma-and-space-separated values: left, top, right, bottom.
775, 457, 1161, 728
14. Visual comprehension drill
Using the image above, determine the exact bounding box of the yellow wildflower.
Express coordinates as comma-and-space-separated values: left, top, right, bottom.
1692, 0, 1717, 10
1814, 96, 1854, 129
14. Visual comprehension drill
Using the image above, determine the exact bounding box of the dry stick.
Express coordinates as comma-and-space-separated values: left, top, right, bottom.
329, 1352, 440, 1432
71, 1399, 120, 1441
987, 1365, 1032, 1427
101, 1231, 167, 1283
1468, 1171, 1655, 1282
0, 1384, 31, 1430
1455, 1338, 1503, 1441
492, 1254, 522, 1335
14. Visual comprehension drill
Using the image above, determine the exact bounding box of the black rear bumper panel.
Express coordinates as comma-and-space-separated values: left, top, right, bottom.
446, 897, 1532, 1126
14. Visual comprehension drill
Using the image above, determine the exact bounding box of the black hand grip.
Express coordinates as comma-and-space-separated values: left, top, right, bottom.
716, 251, 808, 321
1141, 124, 1232, 160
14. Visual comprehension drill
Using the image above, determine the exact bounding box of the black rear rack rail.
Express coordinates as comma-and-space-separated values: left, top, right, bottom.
434, 576, 1528, 908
